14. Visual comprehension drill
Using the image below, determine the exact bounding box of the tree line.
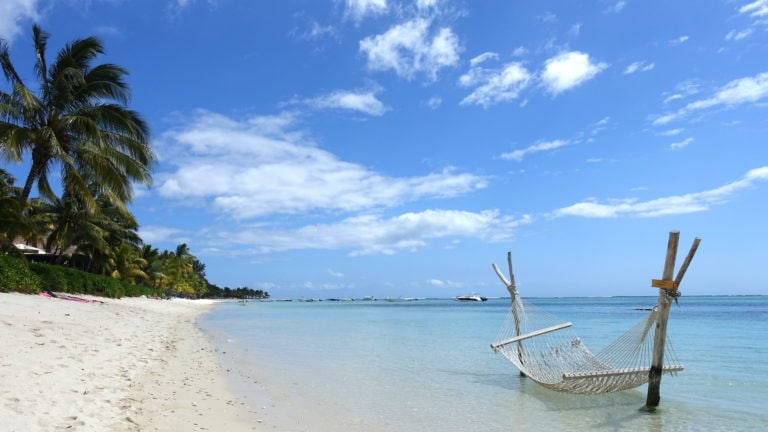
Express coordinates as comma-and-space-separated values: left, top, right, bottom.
0, 25, 265, 299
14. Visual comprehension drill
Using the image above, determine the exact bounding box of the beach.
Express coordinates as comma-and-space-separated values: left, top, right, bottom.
0, 292, 259, 432
3, 294, 766, 431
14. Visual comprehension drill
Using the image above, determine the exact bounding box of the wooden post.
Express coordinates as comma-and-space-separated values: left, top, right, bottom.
645, 231, 679, 409
492, 252, 526, 376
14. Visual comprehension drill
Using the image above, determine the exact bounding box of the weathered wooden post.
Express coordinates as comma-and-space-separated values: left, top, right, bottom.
492, 252, 526, 376
646, 231, 701, 410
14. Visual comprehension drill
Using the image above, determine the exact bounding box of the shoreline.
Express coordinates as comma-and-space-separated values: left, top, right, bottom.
0, 292, 260, 431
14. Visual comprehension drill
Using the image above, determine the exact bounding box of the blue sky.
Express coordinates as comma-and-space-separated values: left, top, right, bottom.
2, 0, 768, 298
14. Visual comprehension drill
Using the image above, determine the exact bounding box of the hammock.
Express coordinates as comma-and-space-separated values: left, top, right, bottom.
490, 254, 684, 395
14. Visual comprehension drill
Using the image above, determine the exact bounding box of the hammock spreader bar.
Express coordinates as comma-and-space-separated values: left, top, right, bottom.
491, 322, 572, 350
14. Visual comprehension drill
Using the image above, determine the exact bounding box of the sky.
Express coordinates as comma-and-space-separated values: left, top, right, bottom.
2, 0, 768, 299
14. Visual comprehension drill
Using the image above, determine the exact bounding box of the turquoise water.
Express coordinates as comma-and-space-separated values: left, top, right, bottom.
201, 296, 768, 431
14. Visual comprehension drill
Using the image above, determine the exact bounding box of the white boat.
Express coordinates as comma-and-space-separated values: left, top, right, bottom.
455, 293, 487, 302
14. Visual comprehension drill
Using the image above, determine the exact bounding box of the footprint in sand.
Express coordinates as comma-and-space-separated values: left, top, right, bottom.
55, 416, 85, 430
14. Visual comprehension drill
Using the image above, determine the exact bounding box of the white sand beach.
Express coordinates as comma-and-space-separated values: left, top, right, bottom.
0, 292, 260, 432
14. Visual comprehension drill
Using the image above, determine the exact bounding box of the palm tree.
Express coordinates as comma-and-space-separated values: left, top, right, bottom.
27, 186, 142, 270
0, 25, 154, 211
0, 169, 33, 254
106, 242, 149, 284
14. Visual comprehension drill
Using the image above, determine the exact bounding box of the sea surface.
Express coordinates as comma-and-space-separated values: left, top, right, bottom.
201, 296, 768, 432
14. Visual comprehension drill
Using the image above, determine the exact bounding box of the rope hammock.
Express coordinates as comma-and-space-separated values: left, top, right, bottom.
490, 235, 700, 396
491, 292, 683, 394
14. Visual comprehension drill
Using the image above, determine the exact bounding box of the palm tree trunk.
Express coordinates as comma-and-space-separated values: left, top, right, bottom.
20, 163, 40, 204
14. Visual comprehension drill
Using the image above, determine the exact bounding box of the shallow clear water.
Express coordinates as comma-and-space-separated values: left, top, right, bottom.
202, 296, 768, 431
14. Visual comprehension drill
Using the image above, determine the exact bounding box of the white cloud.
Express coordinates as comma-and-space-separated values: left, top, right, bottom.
138, 225, 186, 244
726, 28, 754, 41
427, 278, 464, 288
670, 137, 693, 150
327, 268, 345, 277
669, 35, 689, 46
425, 96, 442, 109
538, 11, 557, 23
500, 139, 570, 162
166, 0, 218, 17
624, 61, 655, 74
215, 209, 533, 255
540, 51, 608, 95
155, 110, 487, 219
344, 0, 388, 22
570, 23, 582, 36
416, 0, 439, 11
739, 0, 768, 18
552, 166, 768, 218
511, 46, 527, 57
607, 1, 629, 13
653, 72, 768, 125
297, 20, 337, 41
662, 80, 700, 104
460, 62, 531, 107
0, 0, 38, 43
303, 88, 388, 116
359, 18, 461, 81
468, 52, 498, 67
658, 128, 684, 136
589, 116, 610, 135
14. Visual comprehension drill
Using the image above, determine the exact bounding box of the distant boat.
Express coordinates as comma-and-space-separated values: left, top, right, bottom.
455, 293, 487, 302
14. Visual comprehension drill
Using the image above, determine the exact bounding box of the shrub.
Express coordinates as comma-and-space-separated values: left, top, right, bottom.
0, 255, 42, 294
30, 263, 164, 298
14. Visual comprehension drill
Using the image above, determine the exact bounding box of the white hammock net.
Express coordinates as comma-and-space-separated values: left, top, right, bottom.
492, 294, 683, 395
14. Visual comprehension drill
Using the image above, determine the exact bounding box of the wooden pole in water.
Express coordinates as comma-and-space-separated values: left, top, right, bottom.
492, 252, 526, 376
646, 231, 679, 409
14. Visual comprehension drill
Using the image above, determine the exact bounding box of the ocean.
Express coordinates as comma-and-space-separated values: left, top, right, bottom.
201, 296, 768, 432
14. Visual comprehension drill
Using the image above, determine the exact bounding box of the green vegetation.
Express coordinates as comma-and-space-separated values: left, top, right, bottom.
0, 254, 41, 294
0, 26, 268, 299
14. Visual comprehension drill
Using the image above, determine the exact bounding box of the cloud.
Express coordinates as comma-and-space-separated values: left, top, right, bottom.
0, 0, 38, 43
739, 0, 768, 18
570, 23, 582, 36
459, 61, 532, 107
138, 225, 186, 244
425, 96, 442, 109
662, 80, 700, 104
155, 110, 487, 219
292, 16, 338, 42
624, 61, 655, 74
214, 209, 533, 255
726, 28, 754, 41
658, 128, 684, 136
538, 11, 557, 23
511, 46, 527, 57
327, 268, 345, 277
359, 17, 461, 81
606, 1, 629, 13
653, 72, 768, 125
540, 51, 608, 95
500, 139, 570, 162
427, 278, 464, 288
670, 137, 693, 150
302, 88, 388, 116
552, 166, 768, 218
344, 0, 388, 22
167, 0, 217, 17
589, 116, 610, 135
669, 35, 689, 46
